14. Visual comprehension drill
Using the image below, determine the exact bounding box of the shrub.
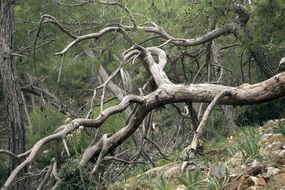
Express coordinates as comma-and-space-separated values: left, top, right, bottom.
58, 159, 95, 190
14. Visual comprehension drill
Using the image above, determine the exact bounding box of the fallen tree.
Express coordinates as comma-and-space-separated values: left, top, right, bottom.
2, 48, 285, 188
1, 1, 284, 189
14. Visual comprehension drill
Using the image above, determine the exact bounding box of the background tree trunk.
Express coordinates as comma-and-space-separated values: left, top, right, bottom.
0, 0, 26, 189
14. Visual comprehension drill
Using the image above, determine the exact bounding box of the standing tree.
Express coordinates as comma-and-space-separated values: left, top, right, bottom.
0, 0, 26, 189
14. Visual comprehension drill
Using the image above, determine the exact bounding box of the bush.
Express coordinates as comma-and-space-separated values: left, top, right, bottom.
236, 98, 285, 126
0, 157, 9, 187
58, 159, 95, 190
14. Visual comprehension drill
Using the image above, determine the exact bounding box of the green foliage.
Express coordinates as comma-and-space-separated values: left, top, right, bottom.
205, 176, 229, 190
253, 0, 285, 47
91, 100, 126, 133
272, 121, 285, 137
0, 157, 9, 187
58, 159, 95, 190
177, 170, 205, 190
177, 169, 229, 190
27, 107, 65, 146
27, 107, 65, 168
227, 128, 261, 160
236, 99, 285, 126
204, 107, 234, 140
61, 56, 97, 96
153, 175, 168, 190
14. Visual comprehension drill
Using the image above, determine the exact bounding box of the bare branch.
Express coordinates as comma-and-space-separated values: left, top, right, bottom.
97, 0, 137, 28
37, 161, 54, 190
50, 161, 61, 190
104, 156, 146, 165
121, 23, 237, 47
1, 94, 144, 190
55, 26, 134, 55
181, 90, 232, 159
41, 14, 77, 39
3, 70, 285, 189
21, 85, 77, 118
0, 150, 31, 159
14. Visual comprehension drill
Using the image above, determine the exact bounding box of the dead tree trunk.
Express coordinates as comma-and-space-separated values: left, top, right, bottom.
0, 1, 26, 189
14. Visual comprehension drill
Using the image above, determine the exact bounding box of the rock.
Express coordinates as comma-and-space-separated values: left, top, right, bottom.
260, 134, 285, 158
267, 141, 283, 150
260, 134, 285, 145
249, 176, 267, 186
261, 119, 285, 133
245, 186, 257, 190
271, 172, 285, 187
278, 150, 285, 158
251, 159, 260, 168
208, 162, 227, 179
164, 165, 182, 178
238, 176, 254, 189
176, 185, 187, 190
143, 162, 182, 179
227, 151, 245, 175
257, 177, 267, 186
264, 166, 280, 178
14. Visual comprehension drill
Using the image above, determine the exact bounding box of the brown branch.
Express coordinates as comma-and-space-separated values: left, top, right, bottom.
144, 137, 169, 160
187, 102, 199, 131
21, 85, 77, 118
0, 150, 31, 159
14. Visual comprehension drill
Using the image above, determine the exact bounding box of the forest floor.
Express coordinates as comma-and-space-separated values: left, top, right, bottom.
109, 119, 285, 190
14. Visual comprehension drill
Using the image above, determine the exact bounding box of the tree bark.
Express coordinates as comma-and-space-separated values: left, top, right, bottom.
0, 0, 26, 189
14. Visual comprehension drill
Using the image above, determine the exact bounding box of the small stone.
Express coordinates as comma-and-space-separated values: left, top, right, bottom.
176, 185, 187, 190
264, 167, 280, 178
208, 162, 227, 179
246, 186, 257, 190
260, 134, 285, 145
251, 159, 260, 168
249, 176, 266, 186
278, 150, 285, 158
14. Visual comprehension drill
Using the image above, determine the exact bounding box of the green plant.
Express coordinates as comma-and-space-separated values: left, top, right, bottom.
204, 176, 229, 190
177, 170, 205, 190
153, 174, 168, 190
272, 121, 285, 137
0, 157, 8, 187
227, 128, 261, 160
58, 159, 95, 190
236, 99, 285, 126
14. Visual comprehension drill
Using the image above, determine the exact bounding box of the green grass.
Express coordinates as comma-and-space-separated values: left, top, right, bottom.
226, 127, 262, 160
